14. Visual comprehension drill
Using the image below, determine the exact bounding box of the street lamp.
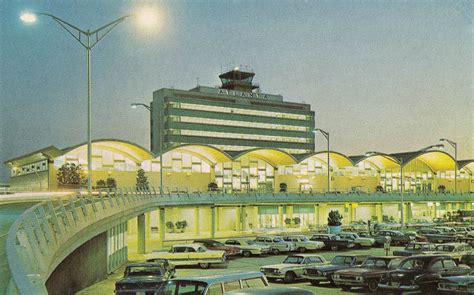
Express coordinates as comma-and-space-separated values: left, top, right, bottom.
314, 128, 330, 193
440, 138, 457, 193
21, 10, 157, 193
131, 103, 163, 194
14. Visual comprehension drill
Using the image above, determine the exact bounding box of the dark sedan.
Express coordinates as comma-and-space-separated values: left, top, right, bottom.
373, 230, 414, 246
115, 262, 174, 294
392, 242, 437, 256
378, 255, 471, 294
302, 254, 369, 286
438, 274, 474, 294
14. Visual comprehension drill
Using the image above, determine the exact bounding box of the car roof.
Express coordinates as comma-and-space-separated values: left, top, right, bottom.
288, 254, 324, 258
404, 255, 453, 261
126, 263, 165, 267
169, 271, 264, 284
194, 239, 219, 243
367, 256, 400, 260
335, 254, 369, 257
224, 287, 313, 295
172, 243, 203, 248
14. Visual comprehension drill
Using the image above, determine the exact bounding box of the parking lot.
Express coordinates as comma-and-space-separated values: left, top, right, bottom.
79, 245, 405, 295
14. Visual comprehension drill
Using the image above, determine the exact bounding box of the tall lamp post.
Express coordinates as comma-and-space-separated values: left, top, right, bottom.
440, 138, 457, 193
314, 128, 330, 193
21, 11, 155, 193
131, 103, 163, 194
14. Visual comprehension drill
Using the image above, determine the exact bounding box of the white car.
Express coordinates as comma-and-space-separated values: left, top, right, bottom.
225, 238, 272, 257
255, 236, 295, 254
282, 235, 325, 252
146, 243, 226, 269
260, 254, 328, 283
339, 232, 375, 248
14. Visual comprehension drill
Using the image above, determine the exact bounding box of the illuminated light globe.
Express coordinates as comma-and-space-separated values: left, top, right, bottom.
20, 12, 37, 23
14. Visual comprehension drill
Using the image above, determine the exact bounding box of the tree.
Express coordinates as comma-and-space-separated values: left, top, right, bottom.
136, 168, 149, 189
57, 163, 86, 186
96, 179, 107, 188
279, 183, 288, 192
208, 182, 218, 191
106, 177, 117, 188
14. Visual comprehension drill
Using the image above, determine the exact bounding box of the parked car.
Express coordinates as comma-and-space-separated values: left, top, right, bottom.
225, 238, 271, 257
338, 232, 375, 248
147, 243, 226, 269
378, 255, 471, 294
194, 239, 240, 256
392, 242, 437, 256
115, 262, 174, 294
407, 219, 435, 228
260, 254, 327, 283
159, 271, 269, 294
345, 220, 368, 231
255, 236, 295, 254
302, 254, 369, 286
460, 251, 474, 267
438, 274, 474, 294
418, 228, 459, 243
309, 233, 355, 251
281, 235, 325, 252
403, 230, 429, 242
332, 256, 402, 292
373, 230, 413, 246
423, 243, 473, 263
224, 286, 315, 294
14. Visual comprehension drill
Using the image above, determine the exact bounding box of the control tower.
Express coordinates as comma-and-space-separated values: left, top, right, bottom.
218, 68, 260, 92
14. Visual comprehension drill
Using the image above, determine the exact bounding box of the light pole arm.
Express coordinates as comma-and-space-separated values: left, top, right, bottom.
35, 12, 132, 49
131, 103, 151, 111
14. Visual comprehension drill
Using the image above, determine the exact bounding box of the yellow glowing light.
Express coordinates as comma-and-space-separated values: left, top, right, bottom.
136, 8, 158, 28
20, 12, 37, 23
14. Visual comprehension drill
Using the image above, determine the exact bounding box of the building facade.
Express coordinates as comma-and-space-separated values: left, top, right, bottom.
151, 69, 315, 155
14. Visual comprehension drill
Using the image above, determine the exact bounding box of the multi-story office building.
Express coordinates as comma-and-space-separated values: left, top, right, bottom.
151, 69, 315, 155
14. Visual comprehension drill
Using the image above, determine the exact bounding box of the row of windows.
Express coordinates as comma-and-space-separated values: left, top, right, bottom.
171, 115, 309, 132
11, 160, 48, 177
141, 152, 211, 173
174, 129, 312, 144
168, 142, 312, 155
173, 102, 311, 121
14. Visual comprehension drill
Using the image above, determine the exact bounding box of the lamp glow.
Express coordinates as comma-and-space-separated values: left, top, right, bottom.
20, 12, 37, 23
136, 8, 158, 28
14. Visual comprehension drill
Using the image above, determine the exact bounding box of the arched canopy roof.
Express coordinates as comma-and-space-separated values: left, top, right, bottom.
62, 139, 155, 164
391, 150, 456, 172
298, 151, 353, 168
459, 160, 474, 174
233, 148, 298, 167
163, 144, 232, 165
351, 153, 400, 170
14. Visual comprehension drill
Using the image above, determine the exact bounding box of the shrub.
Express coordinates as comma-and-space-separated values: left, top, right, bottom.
327, 210, 343, 226
57, 163, 86, 185
136, 168, 149, 189
208, 182, 218, 191
279, 183, 288, 192
106, 177, 117, 188
284, 217, 292, 225
292, 217, 301, 225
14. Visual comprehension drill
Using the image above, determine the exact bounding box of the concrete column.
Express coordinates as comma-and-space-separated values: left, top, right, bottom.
157, 208, 165, 250
319, 204, 327, 226
137, 214, 146, 254
128, 217, 137, 235
211, 206, 217, 238
241, 206, 247, 231
375, 203, 383, 222
278, 206, 284, 228
145, 212, 151, 240
314, 205, 320, 228
351, 204, 357, 222
286, 205, 293, 221
406, 203, 413, 223
194, 207, 200, 236
235, 207, 241, 232
216, 207, 221, 231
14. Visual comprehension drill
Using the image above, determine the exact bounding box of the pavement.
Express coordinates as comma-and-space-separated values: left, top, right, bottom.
79, 246, 404, 295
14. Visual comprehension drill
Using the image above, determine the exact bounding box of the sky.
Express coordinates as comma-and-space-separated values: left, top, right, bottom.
0, 0, 472, 182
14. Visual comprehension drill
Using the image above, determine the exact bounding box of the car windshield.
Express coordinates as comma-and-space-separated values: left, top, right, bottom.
245, 240, 256, 245
273, 237, 283, 242
161, 280, 207, 295
400, 259, 426, 270
299, 236, 309, 241
283, 256, 304, 264
213, 242, 224, 247
362, 258, 389, 269
126, 266, 162, 276
332, 256, 353, 265
435, 245, 455, 252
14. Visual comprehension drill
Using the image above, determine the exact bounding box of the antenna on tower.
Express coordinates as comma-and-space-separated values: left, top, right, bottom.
196, 77, 200, 86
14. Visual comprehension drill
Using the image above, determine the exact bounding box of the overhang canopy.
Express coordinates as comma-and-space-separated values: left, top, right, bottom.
62, 139, 155, 164
351, 153, 400, 170
298, 151, 353, 168
395, 151, 456, 172
233, 148, 298, 167
4, 146, 63, 167
164, 144, 232, 165
459, 160, 474, 174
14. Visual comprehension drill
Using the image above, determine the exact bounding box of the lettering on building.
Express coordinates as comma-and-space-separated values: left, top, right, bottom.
218, 89, 267, 99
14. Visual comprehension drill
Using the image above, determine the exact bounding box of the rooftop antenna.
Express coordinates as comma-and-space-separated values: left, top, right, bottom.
196, 77, 200, 86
